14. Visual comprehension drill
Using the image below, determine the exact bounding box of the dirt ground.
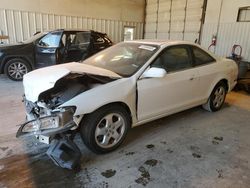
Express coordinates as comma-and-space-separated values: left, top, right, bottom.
0, 74, 250, 188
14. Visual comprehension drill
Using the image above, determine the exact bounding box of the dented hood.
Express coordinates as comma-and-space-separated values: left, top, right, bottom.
23, 62, 121, 102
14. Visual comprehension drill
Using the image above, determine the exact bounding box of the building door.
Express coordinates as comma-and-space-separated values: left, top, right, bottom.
124, 27, 135, 41
144, 0, 205, 42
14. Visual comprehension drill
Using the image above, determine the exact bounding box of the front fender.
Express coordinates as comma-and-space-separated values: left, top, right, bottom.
60, 77, 137, 124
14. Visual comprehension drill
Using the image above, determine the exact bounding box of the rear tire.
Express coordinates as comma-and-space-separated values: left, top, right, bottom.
4, 58, 31, 81
202, 82, 227, 112
80, 105, 130, 154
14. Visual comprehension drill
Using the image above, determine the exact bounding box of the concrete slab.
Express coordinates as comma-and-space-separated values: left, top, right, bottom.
0, 75, 250, 188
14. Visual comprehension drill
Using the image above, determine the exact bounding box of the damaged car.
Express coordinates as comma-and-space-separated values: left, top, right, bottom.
17, 40, 238, 169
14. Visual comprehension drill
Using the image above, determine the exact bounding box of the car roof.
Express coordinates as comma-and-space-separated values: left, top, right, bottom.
50, 29, 106, 35
124, 39, 219, 60
125, 39, 198, 47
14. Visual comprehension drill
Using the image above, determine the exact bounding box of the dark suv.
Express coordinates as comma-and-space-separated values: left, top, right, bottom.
0, 29, 113, 81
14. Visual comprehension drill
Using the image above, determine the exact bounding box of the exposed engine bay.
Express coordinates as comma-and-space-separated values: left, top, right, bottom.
38, 73, 116, 109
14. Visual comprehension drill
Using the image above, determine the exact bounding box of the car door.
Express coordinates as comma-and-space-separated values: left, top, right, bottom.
65, 31, 91, 62
190, 46, 218, 100
35, 31, 63, 68
137, 45, 200, 121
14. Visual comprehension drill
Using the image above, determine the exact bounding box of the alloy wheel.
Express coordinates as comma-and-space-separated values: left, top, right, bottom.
95, 113, 126, 149
8, 62, 28, 80
212, 86, 226, 108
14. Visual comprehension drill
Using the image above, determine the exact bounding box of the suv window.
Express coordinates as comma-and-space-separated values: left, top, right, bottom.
72, 32, 91, 45
38, 32, 61, 48
93, 34, 105, 44
152, 46, 192, 72
192, 46, 215, 66
103, 35, 112, 44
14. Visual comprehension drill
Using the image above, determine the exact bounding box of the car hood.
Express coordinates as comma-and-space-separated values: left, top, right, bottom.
23, 62, 122, 102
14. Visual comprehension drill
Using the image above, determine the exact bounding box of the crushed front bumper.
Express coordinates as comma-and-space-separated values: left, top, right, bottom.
17, 98, 82, 169
16, 107, 76, 138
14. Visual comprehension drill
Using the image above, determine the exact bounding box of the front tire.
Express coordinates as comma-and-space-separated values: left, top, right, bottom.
202, 82, 227, 112
4, 58, 31, 81
80, 105, 130, 154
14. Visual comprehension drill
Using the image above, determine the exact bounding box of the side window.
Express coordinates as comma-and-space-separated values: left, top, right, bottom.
93, 34, 105, 44
72, 32, 91, 45
152, 46, 192, 72
38, 32, 61, 48
192, 46, 215, 66
103, 35, 112, 44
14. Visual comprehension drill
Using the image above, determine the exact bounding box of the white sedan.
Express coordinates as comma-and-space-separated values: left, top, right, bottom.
17, 40, 238, 155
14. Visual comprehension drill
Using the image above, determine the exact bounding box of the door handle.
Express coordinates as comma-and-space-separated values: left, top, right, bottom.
189, 77, 194, 81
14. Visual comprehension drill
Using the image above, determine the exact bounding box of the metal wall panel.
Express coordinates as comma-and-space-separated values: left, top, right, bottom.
201, 22, 250, 61
0, 8, 143, 44
144, 0, 158, 39
145, 0, 203, 42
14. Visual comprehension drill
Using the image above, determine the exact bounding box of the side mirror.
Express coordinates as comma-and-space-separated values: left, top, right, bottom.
141, 67, 167, 79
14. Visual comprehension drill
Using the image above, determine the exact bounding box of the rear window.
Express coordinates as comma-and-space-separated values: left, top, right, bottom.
192, 46, 215, 66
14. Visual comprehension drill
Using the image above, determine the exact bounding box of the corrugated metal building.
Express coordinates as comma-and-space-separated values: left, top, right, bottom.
144, 0, 250, 61
0, 0, 145, 44
1, 0, 250, 61
0, 9, 144, 44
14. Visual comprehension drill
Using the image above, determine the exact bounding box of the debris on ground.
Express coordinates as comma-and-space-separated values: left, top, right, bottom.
214, 136, 223, 141
190, 146, 202, 159
212, 136, 224, 145
144, 159, 158, 167
101, 169, 116, 178
125, 152, 135, 156
135, 166, 151, 186
160, 141, 167, 145
167, 149, 174, 153
216, 169, 224, 178
192, 153, 202, 158
146, 144, 155, 149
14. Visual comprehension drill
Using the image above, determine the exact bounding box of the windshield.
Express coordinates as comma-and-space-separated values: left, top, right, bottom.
23, 32, 47, 44
83, 42, 159, 77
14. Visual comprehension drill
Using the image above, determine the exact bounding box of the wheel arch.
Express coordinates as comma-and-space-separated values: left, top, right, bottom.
207, 78, 229, 99
219, 79, 229, 92
82, 101, 133, 127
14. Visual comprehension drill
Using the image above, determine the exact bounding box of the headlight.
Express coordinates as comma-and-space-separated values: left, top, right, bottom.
22, 115, 60, 133
16, 107, 76, 137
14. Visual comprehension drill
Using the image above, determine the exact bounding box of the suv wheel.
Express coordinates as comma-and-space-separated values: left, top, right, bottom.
4, 58, 31, 81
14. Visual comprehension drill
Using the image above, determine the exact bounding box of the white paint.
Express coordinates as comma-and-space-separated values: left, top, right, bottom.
23, 40, 238, 128
140, 67, 166, 78
23, 62, 121, 102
